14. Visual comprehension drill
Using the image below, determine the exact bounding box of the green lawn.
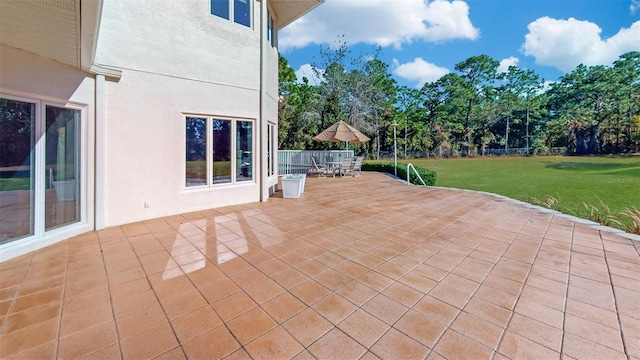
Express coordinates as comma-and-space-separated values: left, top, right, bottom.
406, 155, 640, 232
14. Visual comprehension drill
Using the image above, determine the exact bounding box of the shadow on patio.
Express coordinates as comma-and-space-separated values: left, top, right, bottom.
1, 172, 638, 359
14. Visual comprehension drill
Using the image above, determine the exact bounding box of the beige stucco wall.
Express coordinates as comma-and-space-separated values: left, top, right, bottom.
94, 0, 279, 226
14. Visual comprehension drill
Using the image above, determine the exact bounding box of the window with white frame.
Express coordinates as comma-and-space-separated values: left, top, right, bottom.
267, 8, 276, 47
267, 123, 276, 177
185, 115, 254, 187
211, 0, 251, 27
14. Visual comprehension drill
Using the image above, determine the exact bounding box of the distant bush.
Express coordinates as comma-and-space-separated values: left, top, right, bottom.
362, 162, 436, 186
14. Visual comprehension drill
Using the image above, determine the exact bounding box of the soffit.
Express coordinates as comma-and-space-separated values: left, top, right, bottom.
270, 0, 324, 28
0, 0, 79, 68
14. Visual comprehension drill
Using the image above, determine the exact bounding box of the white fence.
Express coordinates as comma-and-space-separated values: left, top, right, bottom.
278, 150, 354, 175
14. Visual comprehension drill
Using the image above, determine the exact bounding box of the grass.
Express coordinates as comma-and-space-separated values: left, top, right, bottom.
406, 155, 640, 233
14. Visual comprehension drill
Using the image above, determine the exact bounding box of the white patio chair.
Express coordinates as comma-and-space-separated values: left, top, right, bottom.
352, 156, 364, 177
334, 157, 355, 178
310, 156, 329, 178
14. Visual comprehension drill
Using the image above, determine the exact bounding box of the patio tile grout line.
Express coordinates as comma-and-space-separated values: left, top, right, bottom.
97, 230, 125, 360
493, 210, 556, 358
599, 229, 630, 357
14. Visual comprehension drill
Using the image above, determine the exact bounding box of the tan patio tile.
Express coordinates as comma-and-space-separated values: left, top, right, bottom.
362, 294, 408, 326
433, 329, 494, 360
272, 268, 308, 289
514, 298, 564, 330
230, 267, 268, 288
115, 301, 168, 340
59, 301, 113, 337
199, 277, 241, 303
289, 279, 331, 306
561, 332, 627, 360
483, 273, 524, 296
394, 309, 446, 348
370, 327, 429, 360
313, 268, 351, 291
211, 291, 257, 322
0, 318, 59, 358
245, 326, 304, 360
474, 284, 519, 311
153, 347, 187, 360
413, 295, 460, 327
282, 308, 333, 347
226, 307, 277, 345
58, 320, 117, 359
10, 286, 63, 314
182, 325, 241, 359
170, 305, 222, 343
337, 309, 390, 348
244, 278, 285, 305
120, 322, 179, 359
295, 259, 329, 278
2, 302, 61, 334
564, 313, 625, 353
261, 292, 307, 323
4, 340, 56, 360
19, 273, 65, 297
381, 281, 423, 307
356, 270, 394, 292
450, 311, 503, 350
567, 281, 617, 312
520, 285, 566, 311
464, 296, 512, 328
506, 313, 563, 352
256, 259, 291, 277
498, 331, 560, 359
335, 280, 378, 306
311, 292, 357, 325
307, 328, 367, 360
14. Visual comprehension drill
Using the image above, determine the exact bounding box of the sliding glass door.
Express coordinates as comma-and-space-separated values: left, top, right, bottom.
0, 96, 82, 245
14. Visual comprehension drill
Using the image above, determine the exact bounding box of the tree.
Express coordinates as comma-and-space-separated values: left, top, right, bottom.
496, 66, 543, 154
454, 55, 500, 152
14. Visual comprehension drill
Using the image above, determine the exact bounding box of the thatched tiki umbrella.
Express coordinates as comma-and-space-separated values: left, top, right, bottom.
312, 120, 370, 149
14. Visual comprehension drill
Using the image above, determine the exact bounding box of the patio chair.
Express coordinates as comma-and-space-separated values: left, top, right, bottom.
352, 156, 364, 177
334, 157, 355, 178
309, 156, 329, 178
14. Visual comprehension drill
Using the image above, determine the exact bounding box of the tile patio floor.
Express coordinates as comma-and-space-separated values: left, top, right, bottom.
1, 172, 639, 359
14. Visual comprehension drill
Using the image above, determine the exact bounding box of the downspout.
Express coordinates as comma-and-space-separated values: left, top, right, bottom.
95, 74, 106, 229
259, 0, 268, 201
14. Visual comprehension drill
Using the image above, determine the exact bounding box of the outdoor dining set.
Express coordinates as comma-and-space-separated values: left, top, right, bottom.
308, 120, 370, 178
310, 156, 364, 178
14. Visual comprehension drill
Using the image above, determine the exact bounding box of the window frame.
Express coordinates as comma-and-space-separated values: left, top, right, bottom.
211, 0, 252, 28
0, 94, 87, 245
184, 114, 255, 189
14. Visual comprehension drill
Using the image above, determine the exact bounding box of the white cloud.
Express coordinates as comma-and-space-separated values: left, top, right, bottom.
521, 17, 640, 72
295, 63, 324, 86
392, 58, 450, 87
279, 0, 479, 52
632, 0, 640, 14
498, 57, 520, 74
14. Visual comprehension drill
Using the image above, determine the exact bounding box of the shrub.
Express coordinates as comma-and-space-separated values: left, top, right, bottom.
361, 162, 436, 186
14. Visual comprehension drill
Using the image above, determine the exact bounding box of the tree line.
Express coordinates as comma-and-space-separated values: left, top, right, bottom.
278, 44, 640, 158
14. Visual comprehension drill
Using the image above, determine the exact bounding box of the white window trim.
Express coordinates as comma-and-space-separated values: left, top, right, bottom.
211, 0, 253, 28
0, 93, 91, 261
184, 114, 255, 189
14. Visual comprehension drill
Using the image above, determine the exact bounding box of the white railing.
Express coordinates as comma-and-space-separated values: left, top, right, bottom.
278, 150, 354, 175
406, 163, 427, 186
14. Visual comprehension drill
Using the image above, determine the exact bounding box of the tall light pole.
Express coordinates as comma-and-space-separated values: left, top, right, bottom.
392, 123, 398, 177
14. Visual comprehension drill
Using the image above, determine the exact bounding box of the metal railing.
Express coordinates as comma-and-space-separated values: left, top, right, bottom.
406, 163, 427, 186
278, 150, 354, 175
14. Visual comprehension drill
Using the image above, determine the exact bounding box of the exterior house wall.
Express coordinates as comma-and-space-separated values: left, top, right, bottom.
93, 0, 275, 226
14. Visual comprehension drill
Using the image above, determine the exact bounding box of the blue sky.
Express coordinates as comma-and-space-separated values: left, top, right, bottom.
278, 0, 640, 88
